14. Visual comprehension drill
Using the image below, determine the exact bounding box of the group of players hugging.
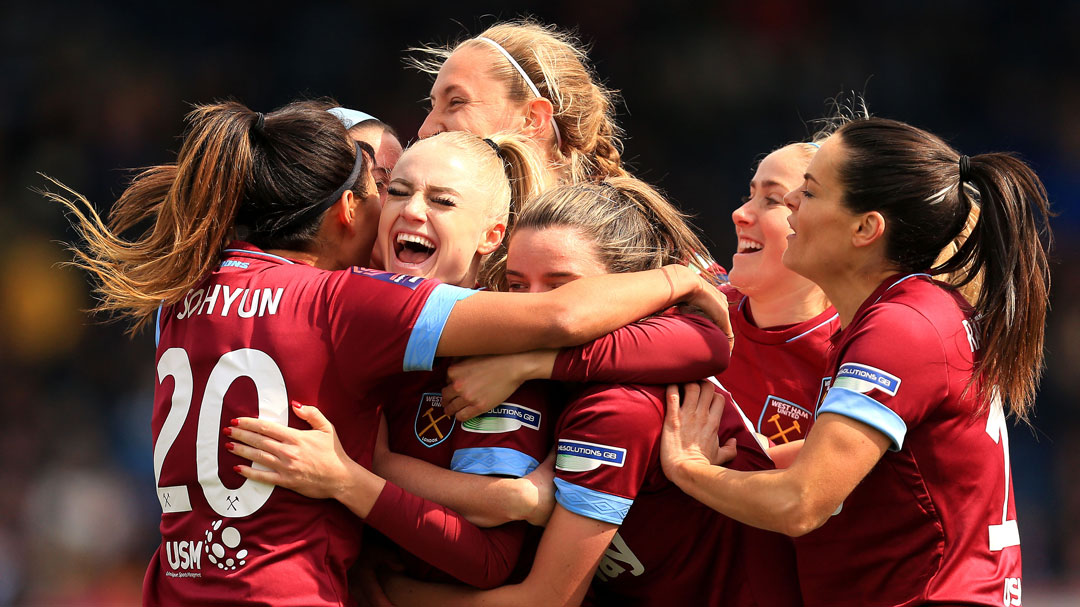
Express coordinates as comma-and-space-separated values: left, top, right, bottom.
54, 18, 1048, 607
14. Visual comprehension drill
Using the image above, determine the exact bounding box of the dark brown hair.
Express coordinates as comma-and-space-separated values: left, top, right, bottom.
47, 99, 370, 333
834, 117, 1051, 419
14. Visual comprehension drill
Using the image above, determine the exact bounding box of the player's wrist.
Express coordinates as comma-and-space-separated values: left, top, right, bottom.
520, 349, 557, 381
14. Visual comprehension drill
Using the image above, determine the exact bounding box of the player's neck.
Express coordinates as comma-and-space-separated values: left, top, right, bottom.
817, 266, 896, 329
746, 282, 828, 329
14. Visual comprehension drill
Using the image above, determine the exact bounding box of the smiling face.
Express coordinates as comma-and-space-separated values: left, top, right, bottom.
417, 45, 529, 139
727, 145, 817, 298
350, 124, 403, 207
782, 135, 860, 283
505, 225, 609, 293
377, 137, 505, 286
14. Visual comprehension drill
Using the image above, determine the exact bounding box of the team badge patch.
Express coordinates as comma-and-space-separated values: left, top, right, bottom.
832, 363, 901, 396
555, 439, 626, 472
462, 403, 541, 433
351, 267, 425, 290
813, 377, 832, 415
414, 393, 455, 447
758, 396, 812, 443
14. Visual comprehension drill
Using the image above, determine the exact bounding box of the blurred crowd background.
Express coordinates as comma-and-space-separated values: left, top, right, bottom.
1, 1, 1077, 604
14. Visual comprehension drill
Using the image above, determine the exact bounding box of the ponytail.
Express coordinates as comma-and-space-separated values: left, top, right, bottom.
940, 153, 1051, 419
833, 117, 1051, 421
47, 102, 258, 333
49, 99, 365, 334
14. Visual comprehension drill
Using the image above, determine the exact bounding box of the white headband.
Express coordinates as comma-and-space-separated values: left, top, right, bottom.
475, 36, 563, 150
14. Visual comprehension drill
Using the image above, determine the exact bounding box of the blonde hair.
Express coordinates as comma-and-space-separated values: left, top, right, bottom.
409, 19, 629, 183
417, 130, 548, 227
933, 199, 983, 306
512, 177, 712, 276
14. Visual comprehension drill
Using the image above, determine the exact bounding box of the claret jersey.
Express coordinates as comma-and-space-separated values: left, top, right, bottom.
553, 383, 801, 607
144, 242, 474, 607
368, 377, 559, 587
719, 287, 839, 444
797, 274, 1022, 606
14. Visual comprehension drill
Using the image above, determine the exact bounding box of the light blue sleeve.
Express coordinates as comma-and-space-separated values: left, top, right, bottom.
155, 304, 163, 348
451, 447, 540, 478
817, 386, 908, 451
553, 477, 633, 525
403, 284, 477, 372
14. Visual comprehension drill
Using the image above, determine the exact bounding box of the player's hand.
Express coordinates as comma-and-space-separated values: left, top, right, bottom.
443, 351, 548, 421
520, 449, 557, 527
660, 381, 736, 483
677, 267, 734, 350
228, 402, 355, 501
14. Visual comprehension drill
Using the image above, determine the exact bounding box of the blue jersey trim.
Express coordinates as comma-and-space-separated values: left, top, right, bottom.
451, 447, 540, 478
403, 284, 477, 371
553, 477, 632, 525
154, 304, 163, 348
223, 248, 296, 264
785, 313, 839, 343
818, 386, 907, 451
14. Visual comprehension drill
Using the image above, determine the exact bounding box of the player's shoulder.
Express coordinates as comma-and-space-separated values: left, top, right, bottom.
563, 383, 666, 428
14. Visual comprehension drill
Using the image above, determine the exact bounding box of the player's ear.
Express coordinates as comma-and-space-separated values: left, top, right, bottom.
334, 191, 356, 231
521, 97, 556, 141
477, 221, 506, 255
852, 211, 885, 249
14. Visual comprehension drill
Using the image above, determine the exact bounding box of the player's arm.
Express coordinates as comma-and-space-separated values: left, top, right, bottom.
373, 415, 552, 527
440, 312, 731, 420
436, 264, 731, 357
382, 504, 616, 607
230, 405, 529, 587
661, 381, 890, 536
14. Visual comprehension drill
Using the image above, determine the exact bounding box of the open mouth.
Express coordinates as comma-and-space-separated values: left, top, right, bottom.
394, 233, 436, 265
736, 238, 763, 254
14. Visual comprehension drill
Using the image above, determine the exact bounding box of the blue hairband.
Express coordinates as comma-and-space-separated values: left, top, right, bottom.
328, 107, 378, 129
807, 142, 821, 149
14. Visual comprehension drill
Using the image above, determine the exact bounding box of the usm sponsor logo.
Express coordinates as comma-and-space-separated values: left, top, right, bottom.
833, 363, 901, 396
462, 403, 541, 433
555, 439, 626, 472
164, 539, 204, 576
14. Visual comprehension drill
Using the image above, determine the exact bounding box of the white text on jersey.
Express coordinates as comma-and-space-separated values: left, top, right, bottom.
176, 284, 284, 320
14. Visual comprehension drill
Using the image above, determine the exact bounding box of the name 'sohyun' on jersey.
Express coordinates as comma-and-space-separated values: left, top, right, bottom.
174, 282, 285, 320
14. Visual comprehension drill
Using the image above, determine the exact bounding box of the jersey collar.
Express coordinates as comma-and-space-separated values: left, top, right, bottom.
223, 240, 299, 265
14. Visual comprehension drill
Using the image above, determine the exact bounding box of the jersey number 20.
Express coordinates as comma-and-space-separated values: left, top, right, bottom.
153, 348, 290, 518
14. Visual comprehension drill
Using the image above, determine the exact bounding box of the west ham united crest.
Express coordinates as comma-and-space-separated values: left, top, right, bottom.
414, 392, 455, 447
758, 395, 812, 443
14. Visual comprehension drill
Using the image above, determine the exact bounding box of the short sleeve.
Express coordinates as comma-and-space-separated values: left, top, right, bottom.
327, 269, 475, 391
552, 385, 663, 525
449, 381, 557, 478
818, 305, 949, 451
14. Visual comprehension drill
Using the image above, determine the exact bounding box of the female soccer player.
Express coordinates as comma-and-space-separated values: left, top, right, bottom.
719, 142, 838, 445
413, 20, 628, 184
50, 100, 729, 607
227, 134, 733, 593
378, 178, 800, 607
662, 117, 1049, 606
328, 106, 403, 207
438, 141, 835, 451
